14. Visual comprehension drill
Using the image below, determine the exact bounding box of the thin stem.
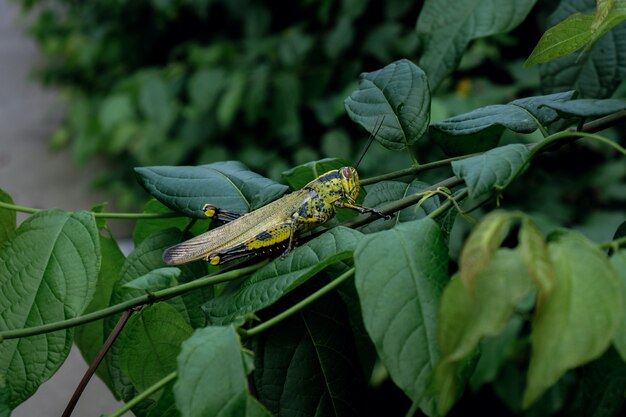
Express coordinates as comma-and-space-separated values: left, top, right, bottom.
361, 154, 477, 186
581, 109, 626, 133
427, 188, 470, 220
0, 201, 182, 219
0, 261, 267, 341
598, 235, 626, 251
240, 267, 355, 338
106, 371, 177, 417
62, 309, 135, 417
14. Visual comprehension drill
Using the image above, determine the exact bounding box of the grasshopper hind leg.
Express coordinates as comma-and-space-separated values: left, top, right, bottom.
207, 223, 295, 265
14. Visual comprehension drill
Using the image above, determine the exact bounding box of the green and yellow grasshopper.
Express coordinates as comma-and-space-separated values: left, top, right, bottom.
163, 166, 390, 265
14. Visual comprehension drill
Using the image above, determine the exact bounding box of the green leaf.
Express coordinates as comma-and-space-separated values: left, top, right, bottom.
431, 107, 537, 156
589, 0, 626, 48
416, 0, 538, 90
0, 189, 16, 245
174, 326, 264, 417
105, 229, 209, 402
252, 290, 368, 417
458, 210, 518, 288
119, 303, 193, 393
540, 98, 626, 117
524, 232, 623, 407
123, 267, 181, 291
0, 210, 100, 408
519, 218, 556, 301
509, 90, 578, 125
74, 233, 126, 395
539, 0, 626, 98
610, 250, 626, 360
203, 227, 362, 325
135, 161, 289, 218
526, 12, 595, 65
358, 180, 439, 234
133, 199, 210, 246
436, 250, 534, 414
451, 144, 531, 199
355, 218, 449, 415
344, 59, 430, 150
281, 158, 349, 190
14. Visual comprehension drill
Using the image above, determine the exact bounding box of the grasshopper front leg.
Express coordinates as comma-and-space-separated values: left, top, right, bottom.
202, 204, 244, 222
335, 201, 392, 220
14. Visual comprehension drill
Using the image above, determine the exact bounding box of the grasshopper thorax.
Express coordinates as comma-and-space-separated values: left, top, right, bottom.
339, 166, 360, 203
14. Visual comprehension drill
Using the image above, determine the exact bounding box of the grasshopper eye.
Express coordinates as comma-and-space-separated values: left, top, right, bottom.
340, 167, 360, 202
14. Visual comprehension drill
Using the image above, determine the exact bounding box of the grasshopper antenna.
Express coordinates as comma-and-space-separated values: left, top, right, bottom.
355, 116, 385, 169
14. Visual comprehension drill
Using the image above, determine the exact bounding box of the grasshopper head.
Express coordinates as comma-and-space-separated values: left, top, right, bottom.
339, 166, 361, 203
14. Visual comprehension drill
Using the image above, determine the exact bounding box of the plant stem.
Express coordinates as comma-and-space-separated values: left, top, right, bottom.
361, 154, 476, 186
0, 201, 182, 219
0, 261, 267, 342
598, 235, 626, 251
581, 109, 626, 133
240, 267, 355, 338
62, 309, 135, 417
427, 188, 470, 220
106, 371, 177, 417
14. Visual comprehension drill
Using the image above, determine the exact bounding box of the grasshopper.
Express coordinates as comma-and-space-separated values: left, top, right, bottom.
163, 166, 390, 265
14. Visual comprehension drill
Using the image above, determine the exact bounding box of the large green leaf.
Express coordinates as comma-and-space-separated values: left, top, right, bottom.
436, 250, 534, 414
252, 290, 368, 417
174, 325, 271, 417
358, 180, 439, 234
344, 59, 430, 150
74, 233, 126, 395
203, 227, 361, 325
451, 144, 531, 199
524, 232, 623, 407
416, 0, 537, 90
0, 210, 100, 408
528, 0, 626, 66
539, 0, 626, 98
0, 189, 15, 245
105, 229, 209, 403
135, 161, 289, 218
526, 12, 595, 65
119, 303, 193, 393
354, 218, 449, 415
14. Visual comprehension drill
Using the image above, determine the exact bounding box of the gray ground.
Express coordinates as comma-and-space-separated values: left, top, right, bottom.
1, 1, 130, 415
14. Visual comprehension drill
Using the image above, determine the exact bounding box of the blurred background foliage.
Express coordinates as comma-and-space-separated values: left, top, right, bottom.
14, 0, 626, 245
